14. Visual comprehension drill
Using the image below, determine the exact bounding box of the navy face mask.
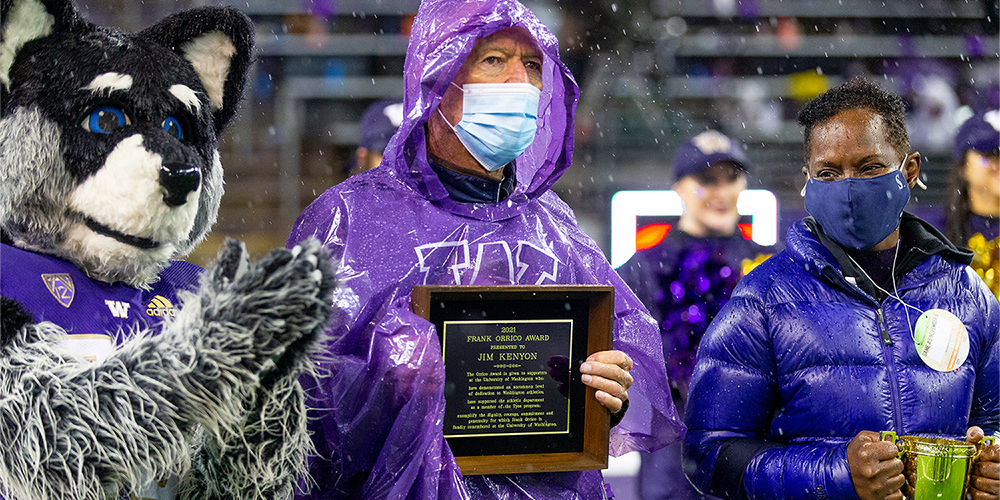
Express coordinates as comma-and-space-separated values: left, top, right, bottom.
803, 165, 911, 250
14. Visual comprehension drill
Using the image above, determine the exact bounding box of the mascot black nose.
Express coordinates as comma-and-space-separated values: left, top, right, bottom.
159, 163, 202, 207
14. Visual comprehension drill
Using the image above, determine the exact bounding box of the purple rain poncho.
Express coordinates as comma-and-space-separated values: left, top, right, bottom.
287, 0, 684, 498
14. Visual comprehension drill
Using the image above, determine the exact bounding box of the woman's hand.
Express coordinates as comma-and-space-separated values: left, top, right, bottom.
847, 430, 904, 500
967, 426, 999, 500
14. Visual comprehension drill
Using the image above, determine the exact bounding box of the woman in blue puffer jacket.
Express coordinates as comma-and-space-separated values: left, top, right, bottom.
684, 78, 999, 500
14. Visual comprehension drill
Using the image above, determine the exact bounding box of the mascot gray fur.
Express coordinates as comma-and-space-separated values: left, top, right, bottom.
0, 0, 335, 499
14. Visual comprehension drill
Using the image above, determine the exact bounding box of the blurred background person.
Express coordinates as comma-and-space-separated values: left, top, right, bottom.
907, 74, 961, 153
345, 99, 404, 176
617, 129, 773, 500
944, 109, 999, 299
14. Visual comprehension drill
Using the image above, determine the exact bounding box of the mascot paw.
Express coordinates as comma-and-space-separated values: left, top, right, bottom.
203, 238, 336, 381
176, 239, 336, 500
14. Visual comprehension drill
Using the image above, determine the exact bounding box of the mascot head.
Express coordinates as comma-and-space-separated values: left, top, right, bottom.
0, 0, 253, 287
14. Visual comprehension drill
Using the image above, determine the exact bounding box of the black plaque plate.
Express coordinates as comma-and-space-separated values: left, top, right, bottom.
412, 285, 614, 475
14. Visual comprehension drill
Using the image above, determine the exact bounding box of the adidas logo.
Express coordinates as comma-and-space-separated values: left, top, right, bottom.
145, 295, 177, 317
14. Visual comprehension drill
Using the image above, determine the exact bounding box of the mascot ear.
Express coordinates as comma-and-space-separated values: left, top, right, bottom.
0, 0, 86, 90
139, 7, 254, 133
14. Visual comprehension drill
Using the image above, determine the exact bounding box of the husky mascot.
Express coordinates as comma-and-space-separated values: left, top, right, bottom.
0, 0, 336, 499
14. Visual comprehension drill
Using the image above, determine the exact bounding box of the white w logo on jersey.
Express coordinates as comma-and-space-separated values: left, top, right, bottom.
105, 300, 131, 318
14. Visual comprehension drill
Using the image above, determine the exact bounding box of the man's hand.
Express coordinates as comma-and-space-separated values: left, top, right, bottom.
847, 430, 904, 500
580, 350, 633, 413
967, 426, 999, 500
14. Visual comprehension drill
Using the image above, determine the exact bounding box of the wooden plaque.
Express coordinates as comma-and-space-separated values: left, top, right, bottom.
412, 285, 614, 476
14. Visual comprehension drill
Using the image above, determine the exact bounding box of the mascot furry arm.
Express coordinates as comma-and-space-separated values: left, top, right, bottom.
1, 241, 335, 500
0, 1, 335, 499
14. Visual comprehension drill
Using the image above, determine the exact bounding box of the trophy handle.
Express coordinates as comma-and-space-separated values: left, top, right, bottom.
973, 435, 997, 460
880, 431, 904, 458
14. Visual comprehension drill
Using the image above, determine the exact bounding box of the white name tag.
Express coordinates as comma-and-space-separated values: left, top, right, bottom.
913, 309, 969, 372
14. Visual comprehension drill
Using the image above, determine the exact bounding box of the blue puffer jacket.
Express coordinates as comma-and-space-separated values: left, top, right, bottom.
684, 215, 1000, 500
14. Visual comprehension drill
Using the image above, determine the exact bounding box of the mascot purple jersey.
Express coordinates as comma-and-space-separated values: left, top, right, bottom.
1, 242, 201, 361
287, 0, 684, 498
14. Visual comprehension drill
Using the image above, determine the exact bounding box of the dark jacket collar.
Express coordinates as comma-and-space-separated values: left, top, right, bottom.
428, 157, 516, 204
789, 213, 972, 301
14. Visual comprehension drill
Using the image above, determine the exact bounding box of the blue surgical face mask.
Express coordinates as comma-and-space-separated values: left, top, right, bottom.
438, 82, 541, 171
803, 161, 911, 250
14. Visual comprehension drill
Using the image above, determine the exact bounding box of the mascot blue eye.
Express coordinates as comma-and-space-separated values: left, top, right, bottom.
162, 117, 183, 140
83, 106, 129, 133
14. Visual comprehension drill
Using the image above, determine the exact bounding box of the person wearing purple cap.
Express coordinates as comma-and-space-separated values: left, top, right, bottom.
617, 130, 772, 500
683, 78, 998, 500
944, 110, 999, 299
286, 0, 684, 498
347, 99, 404, 176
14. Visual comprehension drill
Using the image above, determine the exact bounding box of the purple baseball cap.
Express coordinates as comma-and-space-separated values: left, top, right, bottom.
672, 130, 750, 182
359, 99, 404, 152
954, 109, 1000, 160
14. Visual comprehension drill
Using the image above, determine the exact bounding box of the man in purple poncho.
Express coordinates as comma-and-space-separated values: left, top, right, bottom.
286, 0, 684, 498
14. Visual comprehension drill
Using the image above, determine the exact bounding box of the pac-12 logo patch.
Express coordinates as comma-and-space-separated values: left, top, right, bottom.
146, 295, 177, 317
42, 273, 75, 308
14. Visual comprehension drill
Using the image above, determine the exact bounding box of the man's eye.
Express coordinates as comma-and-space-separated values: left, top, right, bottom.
483, 56, 501, 64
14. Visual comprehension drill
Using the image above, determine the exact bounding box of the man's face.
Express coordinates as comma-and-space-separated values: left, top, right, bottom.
674, 162, 747, 236
802, 108, 916, 185
436, 27, 543, 127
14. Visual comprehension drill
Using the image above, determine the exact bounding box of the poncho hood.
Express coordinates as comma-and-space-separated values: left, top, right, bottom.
386, 0, 578, 221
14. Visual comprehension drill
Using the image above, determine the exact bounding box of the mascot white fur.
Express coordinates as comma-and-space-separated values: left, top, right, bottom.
0, 0, 335, 499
